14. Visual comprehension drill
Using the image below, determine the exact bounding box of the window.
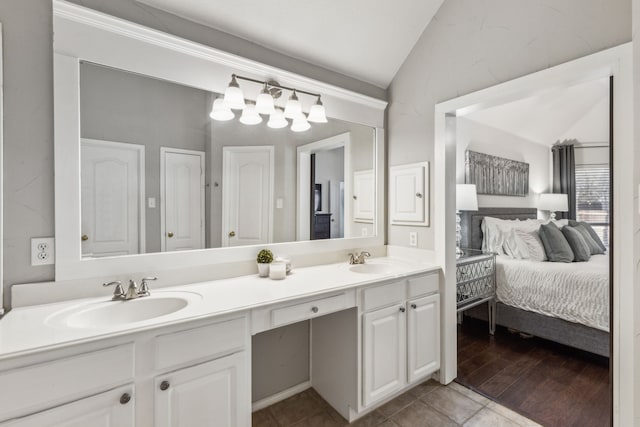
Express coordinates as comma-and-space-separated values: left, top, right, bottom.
575, 165, 609, 248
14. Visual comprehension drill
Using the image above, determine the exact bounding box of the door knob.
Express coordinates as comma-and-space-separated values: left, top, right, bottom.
229, 231, 236, 237
167, 232, 174, 238
81, 234, 88, 241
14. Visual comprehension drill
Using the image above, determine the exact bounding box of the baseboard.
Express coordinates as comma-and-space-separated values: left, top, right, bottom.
251, 381, 312, 412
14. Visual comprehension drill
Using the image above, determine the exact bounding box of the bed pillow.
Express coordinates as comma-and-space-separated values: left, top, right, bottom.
503, 228, 530, 259
569, 220, 606, 252
572, 224, 605, 255
538, 222, 574, 263
561, 226, 591, 262
515, 229, 547, 261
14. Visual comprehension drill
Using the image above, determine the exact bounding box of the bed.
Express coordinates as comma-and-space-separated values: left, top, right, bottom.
459, 207, 610, 357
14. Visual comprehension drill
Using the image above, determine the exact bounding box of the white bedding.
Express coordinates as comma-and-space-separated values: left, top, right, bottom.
496, 254, 609, 331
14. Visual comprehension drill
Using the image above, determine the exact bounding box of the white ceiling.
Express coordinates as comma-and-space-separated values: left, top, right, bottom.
464, 78, 610, 146
136, 0, 444, 89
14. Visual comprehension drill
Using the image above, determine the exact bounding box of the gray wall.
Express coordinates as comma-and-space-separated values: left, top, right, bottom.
80, 63, 210, 253
387, 0, 631, 249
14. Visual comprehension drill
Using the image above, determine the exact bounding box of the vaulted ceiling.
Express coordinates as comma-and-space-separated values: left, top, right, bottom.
136, 0, 445, 89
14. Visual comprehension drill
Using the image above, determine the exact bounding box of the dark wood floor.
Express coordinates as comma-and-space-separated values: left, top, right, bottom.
456, 317, 610, 427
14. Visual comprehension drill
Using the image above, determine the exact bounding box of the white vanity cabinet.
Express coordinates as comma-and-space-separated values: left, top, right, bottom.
0, 385, 134, 427
361, 273, 440, 408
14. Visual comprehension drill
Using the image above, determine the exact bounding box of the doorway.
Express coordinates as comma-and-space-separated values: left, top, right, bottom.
433, 44, 633, 425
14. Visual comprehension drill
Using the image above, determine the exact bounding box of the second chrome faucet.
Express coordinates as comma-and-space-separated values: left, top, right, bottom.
103, 276, 157, 301
349, 251, 371, 265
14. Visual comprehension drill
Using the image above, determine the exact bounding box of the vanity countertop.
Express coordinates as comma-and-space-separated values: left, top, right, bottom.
0, 256, 440, 360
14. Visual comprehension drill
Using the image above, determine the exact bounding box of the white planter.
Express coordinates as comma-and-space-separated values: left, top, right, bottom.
257, 263, 270, 277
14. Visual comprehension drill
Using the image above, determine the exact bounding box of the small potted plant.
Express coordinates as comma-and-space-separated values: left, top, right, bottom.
256, 249, 274, 277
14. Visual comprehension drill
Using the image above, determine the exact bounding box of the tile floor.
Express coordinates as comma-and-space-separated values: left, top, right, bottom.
252, 380, 542, 426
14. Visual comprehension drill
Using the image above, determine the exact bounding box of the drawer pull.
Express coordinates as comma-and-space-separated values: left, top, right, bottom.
120, 393, 131, 405
411, 304, 417, 309
311, 306, 319, 314
160, 381, 170, 391
399, 306, 406, 313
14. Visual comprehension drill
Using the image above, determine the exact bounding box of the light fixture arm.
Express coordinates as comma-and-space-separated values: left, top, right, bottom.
233, 74, 322, 99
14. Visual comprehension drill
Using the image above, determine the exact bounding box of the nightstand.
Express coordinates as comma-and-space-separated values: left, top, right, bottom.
456, 249, 496, 335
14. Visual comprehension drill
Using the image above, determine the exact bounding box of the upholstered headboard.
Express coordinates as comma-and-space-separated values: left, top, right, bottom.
460, 207, 538, 250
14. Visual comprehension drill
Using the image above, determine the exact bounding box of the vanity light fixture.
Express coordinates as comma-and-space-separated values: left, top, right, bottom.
209, 98, 234, 121
213, 74, 327, 133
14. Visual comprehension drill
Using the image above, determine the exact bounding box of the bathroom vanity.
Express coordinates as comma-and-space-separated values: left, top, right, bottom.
0, 258, 440, 425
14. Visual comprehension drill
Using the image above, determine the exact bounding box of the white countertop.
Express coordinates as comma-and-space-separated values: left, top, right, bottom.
0, 256, 439, 361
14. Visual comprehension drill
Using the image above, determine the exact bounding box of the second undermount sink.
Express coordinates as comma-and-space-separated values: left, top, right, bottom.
46, 291, 202, 329
349, 261, 403, 275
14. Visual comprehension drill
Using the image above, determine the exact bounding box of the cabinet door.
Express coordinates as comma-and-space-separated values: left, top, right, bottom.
154, 352, 249, 427
362, 304, 406, 407
0, 385, 134, 427
353, 170, 374, 222
389, 162, 428, 225
407, 294, 440, 383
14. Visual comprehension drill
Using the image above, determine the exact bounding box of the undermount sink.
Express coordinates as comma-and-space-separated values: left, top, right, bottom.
349, 262, 402, 275
46, 291, 202, 329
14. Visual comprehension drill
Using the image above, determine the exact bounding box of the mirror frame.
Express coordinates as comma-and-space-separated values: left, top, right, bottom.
0, 23, 4, 314
53, 1, 387, 281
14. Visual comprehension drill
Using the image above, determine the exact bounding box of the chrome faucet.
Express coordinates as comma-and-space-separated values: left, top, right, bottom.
103, 277, 157, 301
349, 251, 371, 265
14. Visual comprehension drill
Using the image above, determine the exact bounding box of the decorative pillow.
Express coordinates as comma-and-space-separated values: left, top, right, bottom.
515, 229, 547, 262
538, 222, 574, 263
571, 224, 605, 255
561, 226, 591, 262
569, 220, 606, 252
503, 228, 530, 259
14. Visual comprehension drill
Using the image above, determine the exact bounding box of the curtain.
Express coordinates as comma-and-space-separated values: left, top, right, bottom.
552, 142, 576, 220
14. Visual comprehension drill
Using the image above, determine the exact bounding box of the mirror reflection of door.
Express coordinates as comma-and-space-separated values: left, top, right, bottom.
161, 147, 205, 252
222, 146, 274, 247
81, 139, 145, 257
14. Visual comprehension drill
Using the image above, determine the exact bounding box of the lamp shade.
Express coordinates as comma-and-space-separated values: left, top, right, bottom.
209, 98, 234, 121
255, 84, 275, 115
284, 90, 302, 119
291, 114, 310, 132
223, 75, 246, 110
239, 103, 262, 125
456, 184, 478, 211
307, 97, 328, 123
267, 108, 288, 129
538, 193, 568, 212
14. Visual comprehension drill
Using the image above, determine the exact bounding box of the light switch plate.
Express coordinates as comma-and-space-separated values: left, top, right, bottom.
31, 237, 55, 266
148, 197, 156, 208
409, 232, 418, 247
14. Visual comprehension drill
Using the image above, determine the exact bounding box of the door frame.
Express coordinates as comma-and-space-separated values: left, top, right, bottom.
160, 147, 205, 252
81, 138, 146, 255
434, 43, 633, 426
297, 133, 352, 241
221, 146, 275, 247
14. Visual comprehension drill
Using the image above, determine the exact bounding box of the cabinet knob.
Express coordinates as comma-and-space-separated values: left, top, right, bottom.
228, 231, 236, 237
160, 380, 170, 391
120, 393, 131, 405
81, 234, 89, 241
416, 192, 423, 198
167, 232, 174, 238
353, 195, 358, 200
411, 304, 417, 309
311, 306, 319, 313
399, 306, 406, 313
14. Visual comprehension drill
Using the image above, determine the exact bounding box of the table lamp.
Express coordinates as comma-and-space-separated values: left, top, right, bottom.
538, 193, 568, 220
456, 184, 478, 258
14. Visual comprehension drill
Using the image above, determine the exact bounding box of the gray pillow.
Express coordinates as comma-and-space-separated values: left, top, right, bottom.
569, 220, 606, 252
572, 224, 605, 255
561, 226, 591, 262
538, 223, 574, 263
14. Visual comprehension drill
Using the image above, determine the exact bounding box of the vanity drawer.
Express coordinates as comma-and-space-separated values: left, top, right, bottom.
0, 344, 134, 421
407, 273, 439, 298
361, 280, 406, 312
154, 317, 247, 371
252, 291, 356, 333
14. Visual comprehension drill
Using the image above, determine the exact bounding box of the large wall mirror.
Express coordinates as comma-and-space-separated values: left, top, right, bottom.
53, 1, 386, 281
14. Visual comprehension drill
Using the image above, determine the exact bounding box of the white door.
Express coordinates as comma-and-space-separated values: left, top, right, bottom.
0, 385, 134, 427
353, 170, 374, 223
362, 304, 406, 407
81, 139, 144, 257
389, 162, 429, 225
222, 147, 274, 247
154, 352, 249, 427
407, 294, 440, 383
162, 148, 205, 252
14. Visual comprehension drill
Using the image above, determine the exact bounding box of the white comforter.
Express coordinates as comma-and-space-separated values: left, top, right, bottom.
496, 254, 609, 331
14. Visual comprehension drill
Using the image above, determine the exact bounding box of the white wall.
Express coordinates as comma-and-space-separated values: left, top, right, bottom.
455, 117, 551, 209
387, 0, 631, 250
558, 96, 610, 142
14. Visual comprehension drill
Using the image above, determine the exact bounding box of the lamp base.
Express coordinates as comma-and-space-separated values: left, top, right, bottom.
456, 246, 464, 259
550, 212, 557, 221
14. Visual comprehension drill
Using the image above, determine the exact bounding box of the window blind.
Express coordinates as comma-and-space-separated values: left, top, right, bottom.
575, 165, 609, 247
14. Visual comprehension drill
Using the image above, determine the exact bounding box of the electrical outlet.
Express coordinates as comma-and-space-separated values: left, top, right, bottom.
409, 232, 418, 247
361, 227, 368, 237
31, 237, 55, 266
